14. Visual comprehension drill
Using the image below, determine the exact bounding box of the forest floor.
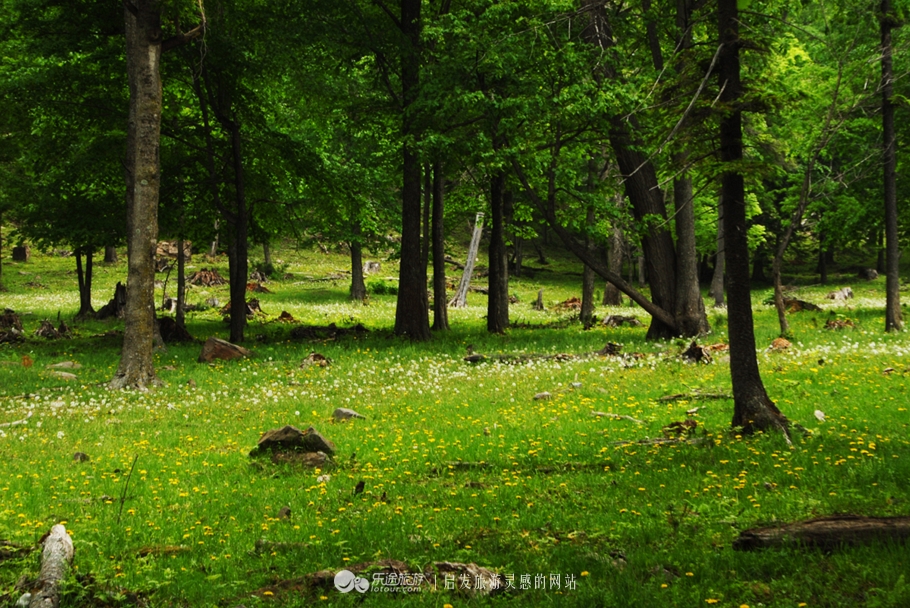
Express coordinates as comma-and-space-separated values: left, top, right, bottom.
0, 241, 908, 607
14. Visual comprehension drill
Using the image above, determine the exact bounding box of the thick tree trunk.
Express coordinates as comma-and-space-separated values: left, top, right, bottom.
718, 0, 787, 435
111, 0, 162, 390
104, 245, 118, 264
75, 247, 95, 318
881, 0, 903, 331
710, 200, 725, 306
673, 172, 710, 335
350, 222, 367, 302
431, 161, 449, 331
610, 125, 678, 339
263, 240, 272, 268
394, 0, 430, 340
176, 237, 186, 328
487, 171, 510, 334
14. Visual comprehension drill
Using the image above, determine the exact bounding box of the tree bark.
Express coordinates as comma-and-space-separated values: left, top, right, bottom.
263, 240, 272, 268
28, 524, 74, 608
394, 0, 430, 340
104, 245, 118, 264
111, 0, 161, 390
431, 161, 449, 330
603, 190, 625, 306
487, 170, 509, 333
75, 247, 95, 318
718, 0, 787, 435
225, 120, 249, 344
881, 0, 903, 332
176, 237, 186, 328
422, 163, 431, 270
350, 221, 367, 302
733, 515, 910, 552
673, 172, 709, 335
710, 199, 726, 306
581, 204, 596, 327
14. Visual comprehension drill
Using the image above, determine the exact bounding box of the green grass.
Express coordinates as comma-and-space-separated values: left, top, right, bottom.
1, 245, 909, 607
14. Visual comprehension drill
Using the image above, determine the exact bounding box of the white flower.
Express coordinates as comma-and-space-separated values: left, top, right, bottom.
57, 431, 64, 439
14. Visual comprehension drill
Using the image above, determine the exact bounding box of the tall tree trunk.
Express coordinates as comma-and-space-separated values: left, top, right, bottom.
209, 220, 219, 257
431, 161, 449, 331
718, 0, 787, 436
226, 120, 249, 344
104, 245, 118, 264
710, 199, 726, 306
75, 247, 95, 318
487, 170, 510, 334
816, 232, 828, 285
176, 237, 186, 328
581, 205, 597, 328
263, 240, 272, 268
876, 230, 885, 274
422, 163, 431, 270
881, 0, 903, 331
111, 0, 161, 389
350, 221, 366, 302
394, 0, 430, 340
603, 190, 625, 305
674, 172, 710, 335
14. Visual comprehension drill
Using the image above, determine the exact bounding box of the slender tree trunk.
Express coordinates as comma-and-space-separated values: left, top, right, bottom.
226, 121, 249, 344
674, 172, 709, 335
817, 232, 828, 285
710, 199, 726, 306
176, 237, 186, 328
422, 163, 431, 270
209, 220, 219, 257
431, 161, 449, 331
111, 0, 161, 389
881, 0, 903, 331
581, 205, 597, 328
104, 245, 118, 264
487, 170, 510, 333
603, 190, 625, 306
876, 230, 885, 274
350, 221, 367, 302
263, 240, 272, 268
718, 0, 787, 435
75, 247, 95, 318
394, 0, 430, 340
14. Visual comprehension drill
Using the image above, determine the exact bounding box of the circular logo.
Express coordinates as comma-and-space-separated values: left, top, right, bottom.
334, 570, 370, 593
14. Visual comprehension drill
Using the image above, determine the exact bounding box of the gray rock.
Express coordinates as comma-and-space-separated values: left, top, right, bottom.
533, 392, 551, 401
51, 371, 77, 381
333, 408, 365, 421
46, 361, 82, 369
73, 452, 90, 463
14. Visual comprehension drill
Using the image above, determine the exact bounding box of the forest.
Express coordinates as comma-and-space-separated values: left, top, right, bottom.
1, 0, 909, 606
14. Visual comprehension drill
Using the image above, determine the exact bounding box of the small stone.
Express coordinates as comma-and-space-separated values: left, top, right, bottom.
51, 371, 77, 381
332, 407, 365, 421
814, 410, 826, 422
533, 392, 551, 401
187, 379, 197, 388
271, 451, 329, 467
300, 352, 331, 368
46, 361, 82, 369
571, 382, 582, 389
278, 506, 291, 520
73, 452, 90, 463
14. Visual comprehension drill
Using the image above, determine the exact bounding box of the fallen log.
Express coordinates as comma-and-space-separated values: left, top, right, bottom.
733, 515, 910, 551
28, 524, 74, 608
658, 392, 732, 402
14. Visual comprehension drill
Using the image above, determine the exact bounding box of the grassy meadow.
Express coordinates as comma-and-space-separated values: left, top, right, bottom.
0, 240, 909, 607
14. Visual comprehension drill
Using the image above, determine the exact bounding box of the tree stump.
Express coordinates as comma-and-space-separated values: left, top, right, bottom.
532, 289, 545, 311
12, 246, 30, 262
96, 282, 127, 320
